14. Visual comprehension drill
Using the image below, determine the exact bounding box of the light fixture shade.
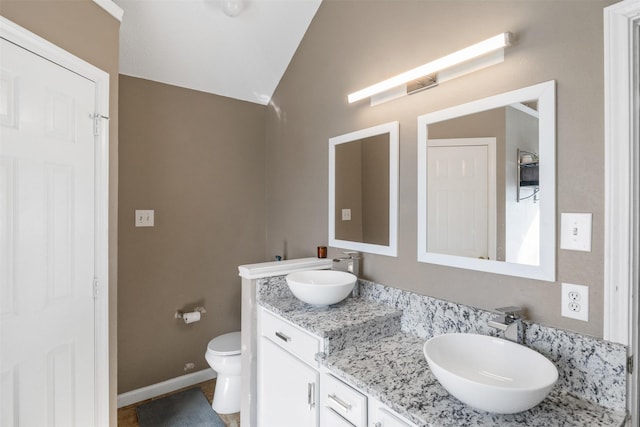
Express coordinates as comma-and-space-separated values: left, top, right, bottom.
222, 0, 244, 17
347, 32, 513, 104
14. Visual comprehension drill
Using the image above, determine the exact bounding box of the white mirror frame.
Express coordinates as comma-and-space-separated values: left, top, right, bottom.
417, 80, 556, 281
329, 121, 399, 257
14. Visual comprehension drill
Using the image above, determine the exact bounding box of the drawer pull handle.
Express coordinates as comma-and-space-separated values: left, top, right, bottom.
327, 393, 352, 413
275, 331, 291, 342
308, 382, 316, 409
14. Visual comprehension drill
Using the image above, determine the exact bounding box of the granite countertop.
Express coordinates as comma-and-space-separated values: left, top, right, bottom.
258, 277, 403, 353
323, 333, 627, 427
257, 278, 627, 427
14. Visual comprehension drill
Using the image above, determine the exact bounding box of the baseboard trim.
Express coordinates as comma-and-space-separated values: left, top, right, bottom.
117, 369, 216, 408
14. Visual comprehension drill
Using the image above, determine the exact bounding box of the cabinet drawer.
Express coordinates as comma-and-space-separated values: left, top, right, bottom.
260, 309, 321, 367
369, 399, 416, 427
321, 373, 367, 427
373, 407, 413, 427
323, 407, 356, 427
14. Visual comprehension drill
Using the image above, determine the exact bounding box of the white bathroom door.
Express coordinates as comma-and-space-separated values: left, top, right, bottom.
0, 37, 98, 426
427, 138, 496, 260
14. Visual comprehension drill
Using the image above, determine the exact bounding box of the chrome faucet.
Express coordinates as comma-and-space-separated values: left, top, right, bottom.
488, 306, 524, 344
332, 251, 360, 297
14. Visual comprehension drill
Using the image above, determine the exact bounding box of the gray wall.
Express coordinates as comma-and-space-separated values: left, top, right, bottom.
266, 0, 614, 337
0, 2, 120, 423
118, 76, 266, 392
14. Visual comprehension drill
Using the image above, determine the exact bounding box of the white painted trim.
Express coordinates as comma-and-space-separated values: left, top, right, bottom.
0, 16, 111, 427
93, 80, 110, 427
238, 257, 332, 280
91, 0, 124, 22
603, 0, 639, 347
329, 121, 399, 257
603, 0, 640, 424
117, 369, 216, 408
417, 81, 556, 282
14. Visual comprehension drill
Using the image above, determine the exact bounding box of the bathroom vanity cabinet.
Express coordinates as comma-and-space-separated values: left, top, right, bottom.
257, 307, 322, 427
255, 275, 627, 427
257, 307, 414, 427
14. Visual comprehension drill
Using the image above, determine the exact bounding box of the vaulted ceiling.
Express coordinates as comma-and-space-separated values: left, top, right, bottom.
114, 0, 322, 105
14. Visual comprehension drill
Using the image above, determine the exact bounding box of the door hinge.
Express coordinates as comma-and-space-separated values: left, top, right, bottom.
93, 113, 109, 137
93, 278, 101, 299
627, 356, 634, 374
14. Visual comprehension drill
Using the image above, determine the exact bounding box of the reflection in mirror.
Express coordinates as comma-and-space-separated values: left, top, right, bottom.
329, 121, 398, 257
417, 81, 555, 281
334, 134, 390, 245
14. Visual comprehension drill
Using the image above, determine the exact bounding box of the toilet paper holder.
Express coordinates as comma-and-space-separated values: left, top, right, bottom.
175, 306, 207, 319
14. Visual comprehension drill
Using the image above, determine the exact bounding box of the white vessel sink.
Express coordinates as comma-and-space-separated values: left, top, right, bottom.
285, 270, 356, 306
423, 333, 558, 414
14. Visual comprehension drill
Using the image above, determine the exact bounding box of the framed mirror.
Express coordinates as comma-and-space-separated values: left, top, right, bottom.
417, 81, 555, 281
329, 121, 399, 257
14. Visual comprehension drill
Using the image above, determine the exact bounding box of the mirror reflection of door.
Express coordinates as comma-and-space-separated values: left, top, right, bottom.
427, 138, 497, 260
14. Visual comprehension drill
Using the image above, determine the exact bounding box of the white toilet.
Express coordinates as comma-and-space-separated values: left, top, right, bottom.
205, 331, 241, 414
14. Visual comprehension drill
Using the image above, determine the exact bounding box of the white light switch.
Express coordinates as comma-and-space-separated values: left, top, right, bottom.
560, 213, 592, 252
341, 208, 352, 221
135, 209, 154, 227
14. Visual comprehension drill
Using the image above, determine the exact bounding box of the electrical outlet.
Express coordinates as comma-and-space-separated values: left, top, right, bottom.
183, 362, 195, 372
561, 283, 589, 321
135, 209, 154, 227
568, 302, 580, 312
568, 291, 581, 302
341, 208, 352, 221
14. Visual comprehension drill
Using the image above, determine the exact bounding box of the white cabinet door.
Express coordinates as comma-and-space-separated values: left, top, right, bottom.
259, 337, 319, 427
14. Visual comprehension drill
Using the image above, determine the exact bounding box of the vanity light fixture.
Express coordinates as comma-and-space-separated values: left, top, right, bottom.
347, 32, 514, 105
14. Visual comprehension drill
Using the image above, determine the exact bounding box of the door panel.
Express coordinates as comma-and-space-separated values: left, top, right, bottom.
0, 37, 96, 427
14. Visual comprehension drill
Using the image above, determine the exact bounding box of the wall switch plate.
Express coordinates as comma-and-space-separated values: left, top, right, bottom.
341, 208, 352, 221
560, 213, 592, 252
135, 209, 154, 227
561, 282, 589, 321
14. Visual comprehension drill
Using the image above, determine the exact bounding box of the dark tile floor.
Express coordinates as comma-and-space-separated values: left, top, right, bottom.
117, 379, 240, 427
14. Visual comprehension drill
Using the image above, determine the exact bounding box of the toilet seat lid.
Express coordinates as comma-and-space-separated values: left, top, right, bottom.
207, 331, 241, 356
